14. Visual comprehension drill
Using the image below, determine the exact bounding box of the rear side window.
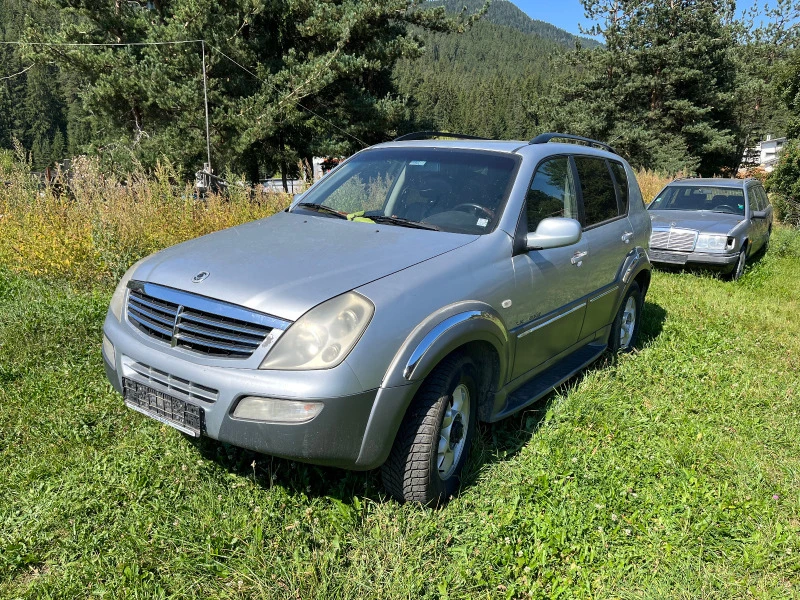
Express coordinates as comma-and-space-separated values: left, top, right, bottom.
760, 187, 771, 208
609, 161, 629, 213
751, 186, 768, 211
525, 157, 578, 232
574, 156, 619, 227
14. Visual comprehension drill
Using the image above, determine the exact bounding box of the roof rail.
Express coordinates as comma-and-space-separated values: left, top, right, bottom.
529, 132, 616, 155
393, 131, 489, 142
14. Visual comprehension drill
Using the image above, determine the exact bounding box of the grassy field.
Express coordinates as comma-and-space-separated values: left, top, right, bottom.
2, 217, 800, 598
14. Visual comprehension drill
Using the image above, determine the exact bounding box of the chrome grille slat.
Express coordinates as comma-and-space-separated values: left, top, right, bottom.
125, 359, 218, 403
173, 332, 254, 355
177, 312, 270, 337
128, 304, 177, 328
174, 321, 263, 346
650, 228, 697, 252
125, 282, 286, 359
128, 311, 174, 338
128, 292, 179, 317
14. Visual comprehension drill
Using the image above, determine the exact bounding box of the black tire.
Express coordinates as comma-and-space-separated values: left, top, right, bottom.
729, 247, 747, 281
381, 353, 478, 506
608, 282, 643, 353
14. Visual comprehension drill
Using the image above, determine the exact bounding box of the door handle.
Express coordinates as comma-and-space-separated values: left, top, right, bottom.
621, 231, 634, 244
571, 251, 588, 266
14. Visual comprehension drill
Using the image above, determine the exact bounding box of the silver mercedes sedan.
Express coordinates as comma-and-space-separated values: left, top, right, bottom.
647, 178, 773, 280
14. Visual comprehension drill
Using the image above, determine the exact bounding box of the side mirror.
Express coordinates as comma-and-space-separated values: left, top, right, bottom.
752, 210, 767, 219
526, 217, 582, 250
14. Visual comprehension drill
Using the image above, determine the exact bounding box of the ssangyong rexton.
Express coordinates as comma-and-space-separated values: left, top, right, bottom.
102, 133, 652, 505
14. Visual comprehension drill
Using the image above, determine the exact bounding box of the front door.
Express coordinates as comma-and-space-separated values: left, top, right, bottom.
509, 156, 592, 380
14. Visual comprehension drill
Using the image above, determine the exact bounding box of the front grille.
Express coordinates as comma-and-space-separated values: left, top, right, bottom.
650, 228, 697, 252
123, 359, 219, 404
126, 283, 288, 359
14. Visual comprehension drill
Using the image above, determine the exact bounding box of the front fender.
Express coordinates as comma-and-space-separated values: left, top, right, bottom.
353, 302, 510, 469
381, 301, 510, 389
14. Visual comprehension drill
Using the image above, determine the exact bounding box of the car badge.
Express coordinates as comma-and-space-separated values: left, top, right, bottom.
192, 271, 210, 283
670, 222, 677, 227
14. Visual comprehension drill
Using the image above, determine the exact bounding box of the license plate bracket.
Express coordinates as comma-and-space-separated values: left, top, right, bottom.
650, 250, 688, 265
123, 378, 204, 437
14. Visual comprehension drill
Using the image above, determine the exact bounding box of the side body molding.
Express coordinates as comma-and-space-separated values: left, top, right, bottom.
381, 302, 510, 390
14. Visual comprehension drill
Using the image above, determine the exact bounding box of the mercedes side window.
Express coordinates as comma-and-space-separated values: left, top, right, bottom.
525, 157, 578, 232
609, 161, 630, 214
574, 156, 619, 227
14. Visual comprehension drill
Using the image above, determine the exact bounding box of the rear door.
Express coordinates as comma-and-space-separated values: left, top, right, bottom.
573, 156, 634, 339
509, 155, 591, 379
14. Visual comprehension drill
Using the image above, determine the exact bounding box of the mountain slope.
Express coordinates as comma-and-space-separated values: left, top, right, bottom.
394, 1, 590, 139
440, 0, 600, 49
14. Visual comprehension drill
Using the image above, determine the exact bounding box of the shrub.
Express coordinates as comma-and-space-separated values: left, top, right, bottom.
766, 140, 800, 226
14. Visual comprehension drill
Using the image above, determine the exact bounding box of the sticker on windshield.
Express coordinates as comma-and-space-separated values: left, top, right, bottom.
409, 160, 427, 166
477, 218, 489, 228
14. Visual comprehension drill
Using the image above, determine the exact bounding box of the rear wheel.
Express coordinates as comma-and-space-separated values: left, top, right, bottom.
608, 282, 642, 353
381, 353, 478, 505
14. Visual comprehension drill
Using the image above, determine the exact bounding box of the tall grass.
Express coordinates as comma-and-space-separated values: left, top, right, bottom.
0, 156, 288, 285
0, 158, 674, 286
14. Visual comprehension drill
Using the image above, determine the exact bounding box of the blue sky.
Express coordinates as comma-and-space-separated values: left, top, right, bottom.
510, 0, 781, 37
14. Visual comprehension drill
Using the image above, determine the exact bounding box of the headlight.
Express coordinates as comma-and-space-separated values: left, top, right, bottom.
260, 292, 374, 370
109, 258, 148, 321
695, 234, 729, 252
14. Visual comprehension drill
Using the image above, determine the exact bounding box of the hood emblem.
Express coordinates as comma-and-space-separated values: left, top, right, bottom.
192, 271, 210, 283
670, 222, 677, 227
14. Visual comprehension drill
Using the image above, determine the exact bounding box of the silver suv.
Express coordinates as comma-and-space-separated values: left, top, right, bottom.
102, 132, 652, 505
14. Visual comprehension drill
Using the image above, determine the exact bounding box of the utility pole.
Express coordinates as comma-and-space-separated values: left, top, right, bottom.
201, 40, 212, 173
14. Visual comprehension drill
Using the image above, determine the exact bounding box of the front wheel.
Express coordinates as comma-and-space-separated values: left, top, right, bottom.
608, 282, 642, 353
381, 353, 478, 505
730, 248, 747, 281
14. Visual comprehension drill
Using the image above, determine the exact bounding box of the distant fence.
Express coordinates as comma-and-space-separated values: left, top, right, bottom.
260, 178, 303, 194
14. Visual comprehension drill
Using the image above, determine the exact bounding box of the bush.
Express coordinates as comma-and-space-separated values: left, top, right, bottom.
766, 139, 800, 226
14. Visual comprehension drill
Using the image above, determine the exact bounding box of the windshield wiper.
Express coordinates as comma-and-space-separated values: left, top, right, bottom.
295, 202, 347, 219
365, 214, 441, 231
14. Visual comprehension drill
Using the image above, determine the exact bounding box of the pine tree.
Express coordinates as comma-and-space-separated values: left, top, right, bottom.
22, 0, 487, 180
545, 0, 742, 176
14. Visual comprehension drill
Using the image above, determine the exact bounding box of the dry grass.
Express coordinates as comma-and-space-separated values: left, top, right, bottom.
0, 158, 676, 287
0, 156, 288, 285
635, 169, 674, 202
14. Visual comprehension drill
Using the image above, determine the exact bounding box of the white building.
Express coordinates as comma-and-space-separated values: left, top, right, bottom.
744, 135, 787, 173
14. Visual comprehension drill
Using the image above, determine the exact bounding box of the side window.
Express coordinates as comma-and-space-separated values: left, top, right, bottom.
609, 161, 630, 213
574, 156, 620, 227
757, 186, 769, 211
748, 186, 763, 211
525, 157, 578, 232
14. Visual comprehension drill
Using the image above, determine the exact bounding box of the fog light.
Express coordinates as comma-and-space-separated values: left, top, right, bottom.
232, 397, 323, 423
102, 334, 116, 368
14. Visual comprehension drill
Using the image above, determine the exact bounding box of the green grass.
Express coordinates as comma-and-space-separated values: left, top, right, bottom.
2, 229, 800, 599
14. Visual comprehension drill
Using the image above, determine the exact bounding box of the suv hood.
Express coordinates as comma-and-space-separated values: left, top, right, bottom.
649, 210, 744, 235
134, 211, 478, 321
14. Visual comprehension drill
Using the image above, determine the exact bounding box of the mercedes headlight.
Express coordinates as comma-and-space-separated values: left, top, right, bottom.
695, 234, 731, 253
260, 292, 374, 370
109, 258, 147, 321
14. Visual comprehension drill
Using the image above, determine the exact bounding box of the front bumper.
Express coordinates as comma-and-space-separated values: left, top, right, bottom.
649, 249, 739, 270
102, 313, 417, 470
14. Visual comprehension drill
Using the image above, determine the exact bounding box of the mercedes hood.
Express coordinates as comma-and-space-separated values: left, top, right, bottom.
649, 210, 744, 235
132, 211, 478, 321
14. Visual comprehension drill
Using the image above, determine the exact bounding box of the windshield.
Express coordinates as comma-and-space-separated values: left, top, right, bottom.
294, 148, 519, 234
649, 185, 745, 215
